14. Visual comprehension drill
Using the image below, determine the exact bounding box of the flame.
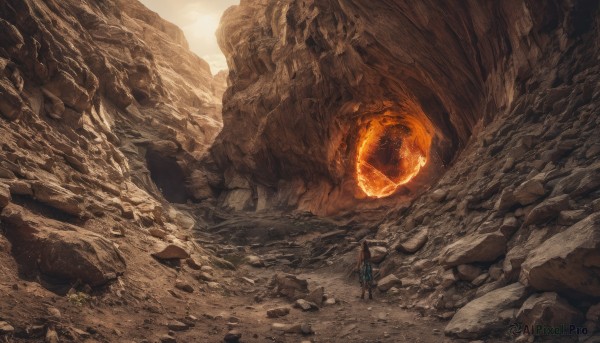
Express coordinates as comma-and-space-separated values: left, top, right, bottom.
356, 105, 433, 198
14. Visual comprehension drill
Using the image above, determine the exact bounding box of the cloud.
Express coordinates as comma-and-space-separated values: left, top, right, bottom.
138, 0, 238, 74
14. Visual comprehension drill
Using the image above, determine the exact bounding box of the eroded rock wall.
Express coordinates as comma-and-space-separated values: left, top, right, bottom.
212, 0, 598, 215
0, 0, 223, 287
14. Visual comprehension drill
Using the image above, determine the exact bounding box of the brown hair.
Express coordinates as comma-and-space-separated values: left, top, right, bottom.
362, 240, 371, 261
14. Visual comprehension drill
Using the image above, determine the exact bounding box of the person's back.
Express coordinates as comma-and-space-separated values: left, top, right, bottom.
357, 240, 373, 300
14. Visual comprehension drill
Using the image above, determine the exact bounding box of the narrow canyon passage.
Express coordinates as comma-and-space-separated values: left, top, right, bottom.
0, 0, 599, 343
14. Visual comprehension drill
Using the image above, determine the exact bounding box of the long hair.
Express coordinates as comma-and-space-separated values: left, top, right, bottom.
362, 240, 371, 261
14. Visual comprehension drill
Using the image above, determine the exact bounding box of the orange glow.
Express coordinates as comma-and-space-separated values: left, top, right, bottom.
356, 103, 433, 198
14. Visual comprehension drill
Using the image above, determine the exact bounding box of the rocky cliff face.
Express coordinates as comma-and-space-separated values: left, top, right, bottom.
0, 0, 599, 341
212, 0, 599, 216
213, 0, 600, 340
0, 0, 224, 307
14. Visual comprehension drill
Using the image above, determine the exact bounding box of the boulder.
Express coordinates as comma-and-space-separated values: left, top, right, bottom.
148, 228, 167, 239
551, 162, 600, 197
517, 292, 583, 329
152, 244, 190, 260
1, 204, 125, 287
175, 281, 194, 293
0, 183, 10, 207
224, 330, 241, 343
495, 188, 517, 211
523, 195, 570, 226
513, 180, 546, 205
167, 320, 188, 331
503, 229, 549, 282
244, 255, 264, 267
6, 180, 32, 195
200, 265, 213, 273
445, 283, 529, 339
273, 274, 309, 299
440, 232, 507, 267
223, 189, 253, 211
520, 213, 600, 297
377, 274, 402, 292
557, 209, 586, 226
587, 303, 600, 323
430, 189, 447, 202
30, 181, 85, 217
195, 271, 214, 282
294, 299, 318, 311
370, 246, 388, 263
456, 264, 482, 282
395, 228, 429, 254
267, 307, 290, 318
304, 286, 324, 307
498, 216, 519, 238
0, 321, 14, 334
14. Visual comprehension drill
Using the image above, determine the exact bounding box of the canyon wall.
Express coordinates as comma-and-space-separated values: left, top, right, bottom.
0, 0, 223, 292
212, 0, 599, 215
213, 0, 600, 339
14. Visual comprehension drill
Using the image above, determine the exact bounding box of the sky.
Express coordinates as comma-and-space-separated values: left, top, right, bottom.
139, 0, 239, 74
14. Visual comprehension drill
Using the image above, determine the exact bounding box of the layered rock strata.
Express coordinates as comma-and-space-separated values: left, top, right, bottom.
213, 0, 600, 340
212, 0, 598, 215
0, 0, 223, 289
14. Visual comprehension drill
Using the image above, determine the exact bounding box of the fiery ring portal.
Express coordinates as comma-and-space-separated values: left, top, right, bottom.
356, 108, 433, 198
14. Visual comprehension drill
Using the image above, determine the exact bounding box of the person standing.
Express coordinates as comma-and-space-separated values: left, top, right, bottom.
357, 240, 373, 300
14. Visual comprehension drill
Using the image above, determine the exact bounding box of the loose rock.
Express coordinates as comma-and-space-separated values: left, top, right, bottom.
0, 184, 10, 208
377, 274, 402, 292
267, 307, 290, 318
513, 179, 546, 206
294, 299, 319, 311
520, 213, 600, 297
0, 321, 14, 334
523, 194, 570, 226
167, 320, 189, 331
517, 292, 583, 329
175, 281, 194, 293
395, 228, 429, 254
445, 283, 529, 339
440, 232, 506, 267
152, 244, 190, 260
1, 204, 125, 287
224, 330, 241, 343
305, 286, 324, 307
273, 274, 309, 299
244, 255, 264, 267
370, 246, 388, 263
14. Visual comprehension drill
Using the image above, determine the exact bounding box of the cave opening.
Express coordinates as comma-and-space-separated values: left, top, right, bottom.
356, 104, 434, 198
145, 150, 188, 204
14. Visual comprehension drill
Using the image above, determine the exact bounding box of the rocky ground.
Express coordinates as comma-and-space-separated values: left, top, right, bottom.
0, 204, 448, 343
1, 0, 600, 343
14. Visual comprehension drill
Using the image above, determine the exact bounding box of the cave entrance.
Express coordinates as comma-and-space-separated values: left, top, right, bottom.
356, 108, 433, 198
145, 150, 188, 203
